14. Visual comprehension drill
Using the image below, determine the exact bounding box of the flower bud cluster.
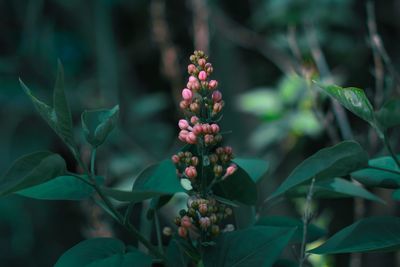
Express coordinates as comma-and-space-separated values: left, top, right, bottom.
174, 196, 233, 239
171, 51, 238, 242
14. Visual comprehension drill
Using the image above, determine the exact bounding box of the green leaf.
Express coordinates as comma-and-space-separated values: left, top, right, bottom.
255, 216, 326, 243
268, 141, 368, 200
309, 216, 400, 254
132, 159, 184, 195
16, 175, 101, 200
352, 156, 400, 189
233, 158, 269, 183
54, 238, 152, 267
375, 99, 400, 129
203, 226, 296, 267
213, 166, 258, 205
392, 189, 400, 201
19, 62, 76, 152
287, 178, 384, 203
0, 151, 66, 197
81, 105, 119, 147
166, 237, 191, 267
317, 84, 376, 127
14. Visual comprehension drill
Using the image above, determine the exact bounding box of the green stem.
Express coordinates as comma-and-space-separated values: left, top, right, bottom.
383, 132, 400, 168
154, 211, 164, 253
299, 177, 315, 267
71, 147, 165, 260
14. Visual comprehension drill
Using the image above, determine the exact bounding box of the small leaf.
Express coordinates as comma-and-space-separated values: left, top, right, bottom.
132, 159, 184, 195
255, 216, 326, 243
213, 166, 258, 205
309, 216, 400, 254
268, 141, 368, 200
375, 99, 400, 129
81, 105, 119, 147
0, 151, 66, 196
233, 158, 269, 183
352, 156, 400, 189
19, 62, 76, 152
316, 83, 376, 126
287, 178, 384, 203
203, 226, 296, 267
16, 175, 102, 200
54, 238, 152, 267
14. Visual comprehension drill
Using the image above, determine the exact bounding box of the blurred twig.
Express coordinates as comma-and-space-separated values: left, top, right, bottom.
189, 0, 209, 53
211, 8, 298, 73
150, 0, 183, 104
305, 23, 354, 140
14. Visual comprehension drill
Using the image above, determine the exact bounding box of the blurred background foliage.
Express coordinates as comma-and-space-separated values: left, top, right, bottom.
1, 0, 400, 266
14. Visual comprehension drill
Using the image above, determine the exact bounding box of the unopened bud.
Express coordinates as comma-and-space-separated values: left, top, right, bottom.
185, 166, 197, 179
199, 203, 208, 215
178, 226, 187, 238
181, 215, 192, 228
225, 164, 237, 177
190, 102, 200, 113
186, 132, 197, 144
182, 88, 193, 101
208, 80, 218, 90
212, 90, 222, 102
211, 124, 220, 133
171, 154, 180, 164
198, 58, 206, 67
198, 71, 207, 81
188, 64, 197, 74
179, 100, 189, 109
178, 119, 189, 130
191, 156, 199, 166
190, 116, 199, 124
163, 227, 172, 236
204, 134, 214, 145
178, 130, 189, 142
199, 217, 211, 229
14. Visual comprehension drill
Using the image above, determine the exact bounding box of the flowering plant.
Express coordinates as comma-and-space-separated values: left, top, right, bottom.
0, 51, 400, 267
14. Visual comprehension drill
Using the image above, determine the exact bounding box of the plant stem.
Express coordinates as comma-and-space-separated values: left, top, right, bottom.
299, 177, 315, 267
154, 210, 164, 253
383, 132, 400, 168
71, 147, 166, 261
368, 165, 400, 175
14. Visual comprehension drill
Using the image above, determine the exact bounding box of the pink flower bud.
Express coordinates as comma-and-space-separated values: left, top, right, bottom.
204, 134, 214, 145
198, 58, 206, 67
192, 124, 203, 135
187, 64, 197, 74
199, 203, 208, 215
192, 81, 201, 91
208, 80, 218, 90
198, 71, 207, 81
178, 119, 189, 130
191, 156, 199, 166
199, 217, 210, 229
212, 90, 222, 102
189, 76, 197, 83
216, 147, 224, 154
182, 88, 193, 100
178, 130, 189, 142
185, 166, 197, 179
213, 102, 223, 113
181, 215, 192, 228
171, 154, 180, 164
190, 116, 199, 124
180, 100, 189, 109
211, 124, 220, 133
190, 102, 200, 113
224, 146, 233, 154
178, 226, 187, 238
225, 164, 237, 177
186, 132, 197, 144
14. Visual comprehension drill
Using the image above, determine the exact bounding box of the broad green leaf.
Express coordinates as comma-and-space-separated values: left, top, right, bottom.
375, 99, 400, 129
19, 62, 76, 152
132, 159, 184, 194
233, 158, 269, 183
203, 226, 296, 267
352, 156, 400, 188
392, 189, 400, 201
317, 84, 375, 126
54, 238, 152, 267
287, 178, 384, 203
81, 105, 119, 147
309, 216, 400, 254
268, 141, 368, 200
16, 175, 101, 200
255, 216, 326, 243
213, 166, 258, 205
166, 237, 191, 267
0, 151, 66, 196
